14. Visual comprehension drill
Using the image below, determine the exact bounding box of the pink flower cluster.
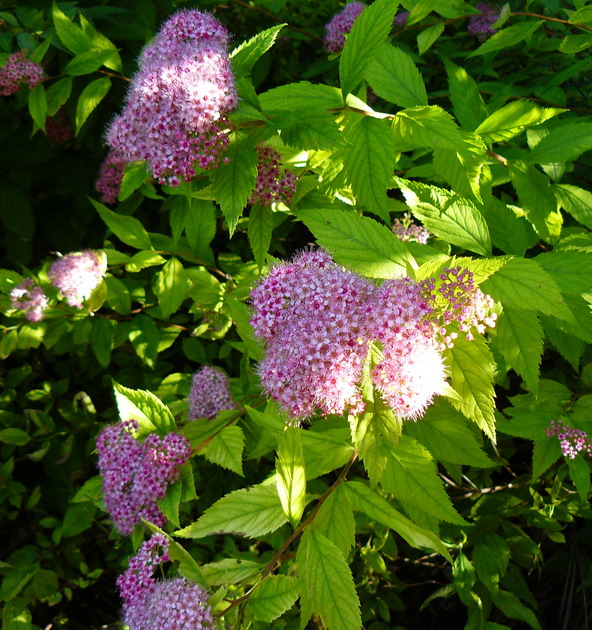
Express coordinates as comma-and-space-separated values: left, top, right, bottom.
49, 249, 107, 308
250, 250, 496, 420
0, 51, 44, 96
45, 108, 74, 145
10, 278, 48, 322
106, 9, 237, 186
189, 365, 235, 420
250, 146, 297, 207
394, 10, 410, 27
392, 215, 430, 244
547, 419, 592, 460
117, 534, 213, 630
468, 3, 500, 41
95, 152, 127, 204
96, 420, 191, 535
324, 2, 366, 53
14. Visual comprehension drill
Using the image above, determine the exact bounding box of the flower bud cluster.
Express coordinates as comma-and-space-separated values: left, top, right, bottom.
468, 2, 500, 41
393, 10, 410, 26
189, 365, 235, 420
45, 109, 73, 145
0, 51, 44, 96
106, 9, 237, 186
96, 420, 191, 535
250, 146, 297, 207
10, 278, 48, 322
324, 2, 366, 53
547, 419, 592, 460
48, 249, 107, 308
95, 152, 127, 204
117, 534, 214, 630
392, 215, 430, 244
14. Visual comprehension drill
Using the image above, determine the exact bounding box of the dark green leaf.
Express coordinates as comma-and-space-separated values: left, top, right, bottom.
248, 205, 273, 270
152, 257, 189, 318
28, 85, 47, 131
90, 198, 152, 249
75, 77, 111, 134
119, 162, 149, 201
249, 575, 300, 622
129, 314, 160, 368
468, 21, 542, 57
230, 24, 286, 77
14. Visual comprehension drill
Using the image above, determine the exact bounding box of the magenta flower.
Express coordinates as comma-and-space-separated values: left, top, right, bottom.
95, 152, 127, 204
468, 2, 500, 41
189, 365, 235, 420
250, 146, 297, 207
45, 108, 73, 145
48, 249, 107, 308
0, 51, 44, 96
10, 278, 48, 322
394, 10, 410, 27
547, 419, 592, 460
106, 9, 237, 186
324, 2, 366, 53
392, 215, 430, 244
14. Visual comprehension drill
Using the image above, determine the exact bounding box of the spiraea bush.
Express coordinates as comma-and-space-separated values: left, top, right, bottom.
1, 1, 592, 629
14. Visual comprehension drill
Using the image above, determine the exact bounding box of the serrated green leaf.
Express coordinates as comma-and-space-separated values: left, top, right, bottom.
46, 76, 72, 117
492, 589, 542, 630
417, 23, 444, 55
536, 250, 592, 295
113, 380, 177, 436
444, 59, 487, 131
230, 24, 285, 77
481, 257, 572, 321
28, 85, 47, 131
544, 321, 585, 369
473, 534, 510, 593
559, 33, 592, 54
201, 558, 262, 586
553, 184, 592, 229
365, 42, 427, 108
71, 476, 103, 505
129, 313, 159, 368
339, 0, 399, 96
272, 108, 343, 150
569, 5, 592, 24
249, 575, 300, 622
105, 276, 131, 315
90, 198, 152, 250
276, 426, 306, 526
452, 553, 475, 605
224, 294, 263, 360
52, 3, 91, 54
468, 21, 542, 57
381, 435, 466, 525
210, 131, 257, 235
203, 425, 244, 476
260, 82, 343, 112
248, 205, 273, 270
152, 257, 189, 318
567, 456, 591, 501
183, 410, 235, 448
90, 318, 115, 367
75, 77, 111, 134
157, 477, 182, 528
125, 251, 166, 272
493, 307, 543, 393
175, 483, 287, 538
314, 485, 355, 558
119, 162, 149, 201
297, 528, 362, 630
479, 196, 538, 256
527, 121, 592, 164
64, 48, 115, 76
301, 424, 355, 479
0, 428, 29, 446
475, 101, 563, 144
532, 438, 562, 479
297, 208, 413, 279
185, 199, 216, 255
445, 335, 496, 442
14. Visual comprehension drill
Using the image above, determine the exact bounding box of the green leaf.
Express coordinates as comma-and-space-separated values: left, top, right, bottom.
480, 196, 537, 256
175, 482, 287, 538
157, 477, 182, 527
129, 314, 160, 368
249, 575, 300, 622
469, 21, 542, 57
314, 485, 356, 558
203, 425, 245, 476
567, 456, 591, 501
152, 257, 189, 318
569, 5, 592, 24
405, 399, 495, 467
75, 77, 111, 134
224, 294, 263, 360
526, 121, 592, 164
259, 82, 343, 112
297, 208, 413, 279
52, 3, 91, 54
46, 76, 72, 116
64, 48, 115, 76
0, 428, 29, 446
492, 590, 542, 630
113, 380, 177, 436
90, 198, 152, 249
185, 199, 216, 255
248, 205, 273, 270
297, 528, 362, 630
417, 23, 444, 55
341, 113, 398, 222
381, 435, 466, 525
473, 534, 510, 593
397, 179, 491, 256
28, 85, 47, 132
481, 257, 573, 321
493, 307, 543, 393
445, 335, 496, 442
210, 131, 258, 235
532, 438, 562, 479
444, 59, 488, 131
536, 250, 592, 296
124, 251, 166, 272
105, 276, 131, 315
365, 42, 427, 108
452, 553, 476, 605
301, 424, 355, 479
554, 184, 592, 229
119, 162, 149, 201
271, 109, 343, 150
201, 558, 262, 586
276, 426, 306, 527
71, 476, 103, 506
342, 481, 452, 561
230, 24, 285, 77
392, 106, 469, 153
340, 0, 399, 97
183, 410, 235, 448
90, 317, 115, 367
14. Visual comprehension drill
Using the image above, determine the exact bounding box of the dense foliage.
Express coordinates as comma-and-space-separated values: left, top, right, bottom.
1, 0, 592, 628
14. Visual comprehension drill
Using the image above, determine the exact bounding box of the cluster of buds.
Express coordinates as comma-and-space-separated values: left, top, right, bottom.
323, 2, 366, 53
547, 419, 592, 460
48, 249, 107, 308
250, 146, 297, 207
392, 215, 430, 244
468, 2, 500, 41
117, 534, 213, 630
10, 278, 48, 322
106, 9, 237, 186
95, 152, 127, 204
189, 365, 235, 420
45, 108, 74, 145
96, 420, 191, 535
250, 249, 496, 420
0, 51, 44, 96
393, 10, 410, 27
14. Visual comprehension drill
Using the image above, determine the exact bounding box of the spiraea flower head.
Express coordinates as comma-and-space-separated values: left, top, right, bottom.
48, 249, 107, 308
106, 9, 237, 186
95, 152, 127, 204
45, 108, 74, 145
117, 534, 213, 630
10, 278, 48, 322
189, 365, 235, 420
392, 214, 430, 244
547, 419, 592, 460
250, 146, 297, 207
0, 51, 44, 96
324, 2, 366, 53
96, 420, 191, 535
393, 10, 410, 26
468, 2, 500, 41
